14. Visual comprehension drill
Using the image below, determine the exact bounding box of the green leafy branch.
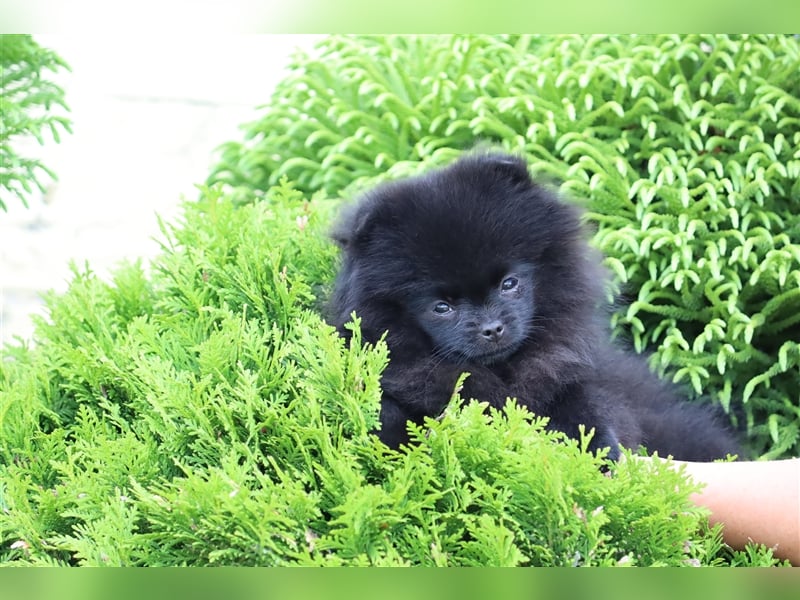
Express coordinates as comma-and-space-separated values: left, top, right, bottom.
0, 34, 72, 210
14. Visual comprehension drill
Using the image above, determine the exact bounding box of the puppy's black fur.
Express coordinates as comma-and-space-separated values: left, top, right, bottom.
328, 153, 741, 461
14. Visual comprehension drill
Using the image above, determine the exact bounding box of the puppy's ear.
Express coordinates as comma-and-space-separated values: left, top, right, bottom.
480, 153, 532, 186
329, 199, 377, 250
330, 202, 358, 248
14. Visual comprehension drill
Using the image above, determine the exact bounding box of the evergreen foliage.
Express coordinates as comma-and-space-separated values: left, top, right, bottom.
0, 34, 72, 211
210, 34, 800, 458
0, 184, 784, 566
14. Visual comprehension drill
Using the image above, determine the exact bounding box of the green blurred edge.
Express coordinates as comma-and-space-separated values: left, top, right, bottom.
2, 567, 800, 600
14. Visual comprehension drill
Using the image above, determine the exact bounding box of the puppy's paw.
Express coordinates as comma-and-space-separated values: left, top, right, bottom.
588, 425, 622, 463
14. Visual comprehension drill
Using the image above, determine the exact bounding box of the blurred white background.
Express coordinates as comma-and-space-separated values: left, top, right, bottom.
1, 34, 323, 345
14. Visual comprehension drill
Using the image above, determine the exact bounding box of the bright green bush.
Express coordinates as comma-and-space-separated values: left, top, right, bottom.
210, 34, 800, 459
0, 183, 783, 566
0, 34, 72, 211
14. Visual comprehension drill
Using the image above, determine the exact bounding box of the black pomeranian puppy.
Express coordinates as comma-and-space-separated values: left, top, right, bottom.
328, 152, 741, 461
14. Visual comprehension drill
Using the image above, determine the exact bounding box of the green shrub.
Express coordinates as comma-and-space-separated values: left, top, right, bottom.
210, 34, 800, 459
0, 34, 72, 211
0, 183, 784, 566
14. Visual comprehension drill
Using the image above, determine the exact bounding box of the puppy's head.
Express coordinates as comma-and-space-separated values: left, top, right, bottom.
331, 152, 602, 361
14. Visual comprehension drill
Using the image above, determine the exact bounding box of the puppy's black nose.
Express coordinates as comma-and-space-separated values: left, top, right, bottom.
480, 320, 505, 342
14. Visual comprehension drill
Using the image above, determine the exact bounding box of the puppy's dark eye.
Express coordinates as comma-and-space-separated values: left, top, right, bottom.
433, 301, 453, 314
501, 276, 518, 291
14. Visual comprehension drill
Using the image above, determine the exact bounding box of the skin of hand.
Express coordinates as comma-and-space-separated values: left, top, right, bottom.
636, 456, 800, 565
